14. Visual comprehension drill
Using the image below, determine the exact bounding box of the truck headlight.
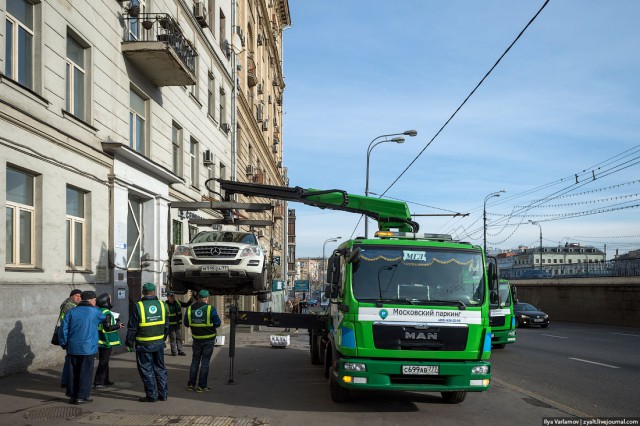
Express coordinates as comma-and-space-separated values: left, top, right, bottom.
472, 365, 489, 375
343, 362, 366, 372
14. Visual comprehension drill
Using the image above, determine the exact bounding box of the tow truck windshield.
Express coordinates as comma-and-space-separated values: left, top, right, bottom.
351, 247, 485, 306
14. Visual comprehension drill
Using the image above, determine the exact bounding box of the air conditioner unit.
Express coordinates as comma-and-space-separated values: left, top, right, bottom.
257, 34, 264, 46
203, 149, 214, 164
221, 122, 231, 133
246, 164, 255, 176
223, 39, 231, 58
194, 2, 208, 27
256, 83, 263, 94
262, 118, 269, 131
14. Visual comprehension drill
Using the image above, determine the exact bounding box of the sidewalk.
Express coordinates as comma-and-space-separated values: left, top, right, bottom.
0, 327, 313, 426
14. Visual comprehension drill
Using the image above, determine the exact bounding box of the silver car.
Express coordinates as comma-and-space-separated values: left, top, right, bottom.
170, 230, 268, 295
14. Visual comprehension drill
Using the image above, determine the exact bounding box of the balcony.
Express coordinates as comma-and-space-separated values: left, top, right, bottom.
122, 13, 196, 86
247, 55, 258, 87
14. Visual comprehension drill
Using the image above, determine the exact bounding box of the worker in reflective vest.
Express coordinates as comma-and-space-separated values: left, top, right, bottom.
165, 291, 192, 356
125, 283, 169, 402
184, 289, 221, 393
94, 293, 124, 388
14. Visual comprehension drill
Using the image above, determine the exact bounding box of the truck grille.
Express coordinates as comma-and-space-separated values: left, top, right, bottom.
193, 246, 239, 258
190, 259, 242, 265
389, 375, 446, 385
372, 324, 468, 351
489, 316, 506, 327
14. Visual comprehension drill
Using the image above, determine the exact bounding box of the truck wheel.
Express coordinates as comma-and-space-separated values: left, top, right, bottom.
441, 391, 467, 404
310, 333, 322, 365
493, 343, 506, 349
329, 366, 349, 403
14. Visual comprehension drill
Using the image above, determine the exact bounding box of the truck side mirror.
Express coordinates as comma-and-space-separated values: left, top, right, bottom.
327, 254, 341, 285
324, 284, 339, 299
512, 286, 518, 304
347, 247, 361, 264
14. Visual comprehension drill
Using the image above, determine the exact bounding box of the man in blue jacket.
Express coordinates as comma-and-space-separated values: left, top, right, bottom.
58, 291, 106, 405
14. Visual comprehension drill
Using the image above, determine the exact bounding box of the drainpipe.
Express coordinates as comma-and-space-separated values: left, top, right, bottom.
230, 0, 238, 182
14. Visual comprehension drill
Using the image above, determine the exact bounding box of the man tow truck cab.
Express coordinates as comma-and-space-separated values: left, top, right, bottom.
489, 279, 517, 349
318, 230, 499, 403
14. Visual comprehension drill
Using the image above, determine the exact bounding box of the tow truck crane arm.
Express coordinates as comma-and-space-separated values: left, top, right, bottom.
213, 178, 419, 233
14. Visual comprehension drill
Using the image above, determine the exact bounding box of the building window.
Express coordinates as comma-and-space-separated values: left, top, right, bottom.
219, 86, 226, 126
207, 72, 215, 119
219, 9, 226, 51
172, 219, 183, 245
127, 195, 142, 269
127, 0, 146, 41
189, 138, 199, 187
5, 0, 34, 88
66, 186, 85, 269
66, 35, 87, 120
172, 122, 182, 175
219, 162, 227, 180
189, 225, 198, 241
207, 0, 215, 31
190, 55, 199, 100
129, 89, 147, 154
6, 167, 35, 266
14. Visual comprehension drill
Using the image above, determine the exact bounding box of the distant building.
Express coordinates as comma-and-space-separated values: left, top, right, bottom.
503, 243, 606, 278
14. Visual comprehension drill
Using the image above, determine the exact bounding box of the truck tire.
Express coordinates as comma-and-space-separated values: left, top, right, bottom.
310, 332, 322, 365
441, 391, 467, 404
329, 366, 349, 403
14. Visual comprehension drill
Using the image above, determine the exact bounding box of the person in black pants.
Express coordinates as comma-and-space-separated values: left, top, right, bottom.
94, 293, 125, 388
58, 291, 107, 404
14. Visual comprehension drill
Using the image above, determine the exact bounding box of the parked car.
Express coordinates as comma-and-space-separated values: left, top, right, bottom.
171, 230, 267, 296
307, 299, 318, 307
514, 302, 549, 328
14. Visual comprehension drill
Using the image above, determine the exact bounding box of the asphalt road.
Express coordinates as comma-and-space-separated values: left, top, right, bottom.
491, 321, 640, 417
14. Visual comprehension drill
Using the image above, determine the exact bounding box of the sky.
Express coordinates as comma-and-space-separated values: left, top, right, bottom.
280, 0, 640, 259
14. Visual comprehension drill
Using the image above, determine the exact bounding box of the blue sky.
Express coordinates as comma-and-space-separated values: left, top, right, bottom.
281, 1, 640, 259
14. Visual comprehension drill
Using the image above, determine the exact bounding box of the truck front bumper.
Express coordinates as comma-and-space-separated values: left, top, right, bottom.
334, 358, 491, 392
491, 329, 517, 345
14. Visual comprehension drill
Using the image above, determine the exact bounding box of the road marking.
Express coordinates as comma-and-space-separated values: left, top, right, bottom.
569, 357, 620, 369
541, 334, 567, 339
612, 332, 640, 338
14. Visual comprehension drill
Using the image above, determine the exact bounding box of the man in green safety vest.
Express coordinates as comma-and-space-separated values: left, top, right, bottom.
184, 289, 221, 393
165, 291, 192, 356
94, 293, 124, 388
125, 282, 170, 402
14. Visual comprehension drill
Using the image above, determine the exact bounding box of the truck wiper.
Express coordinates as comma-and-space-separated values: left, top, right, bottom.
360, 297, 415, 306
424, 299, 468, 310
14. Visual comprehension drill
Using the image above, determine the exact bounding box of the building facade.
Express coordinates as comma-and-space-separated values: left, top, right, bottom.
0, 0, 290, 376
504, 243, 606, 278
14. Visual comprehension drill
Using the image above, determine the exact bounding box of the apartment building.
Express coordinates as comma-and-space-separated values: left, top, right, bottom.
0, 0, 290, 376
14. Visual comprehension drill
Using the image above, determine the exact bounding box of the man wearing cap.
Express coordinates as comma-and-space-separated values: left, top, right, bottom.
58, 289, 82, 388
126, 282, 170, 402
165, 291, 193, 356
58, 291, 106, 405
184, 289, 221, 393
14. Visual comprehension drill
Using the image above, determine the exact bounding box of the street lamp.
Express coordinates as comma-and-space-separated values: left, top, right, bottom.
365, 130, 418, 238
322, 236, 341, 299
528, 220, 543, 270
483, 190, 506, 254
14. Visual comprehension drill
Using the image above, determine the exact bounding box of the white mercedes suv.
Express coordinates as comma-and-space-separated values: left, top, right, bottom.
170, 230, 268, 295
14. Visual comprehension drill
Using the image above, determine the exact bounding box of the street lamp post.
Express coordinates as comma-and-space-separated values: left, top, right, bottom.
365, 130, 418, 238
322, 236, 341, 300
483, 190, 506, 254
528, 220, 543, 270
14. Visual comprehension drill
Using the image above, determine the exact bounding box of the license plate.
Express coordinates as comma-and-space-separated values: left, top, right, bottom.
402, 365, 439, 375
533, 319, 543, 322
201, 265, 229, 273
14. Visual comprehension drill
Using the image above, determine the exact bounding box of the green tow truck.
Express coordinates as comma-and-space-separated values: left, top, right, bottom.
490, 279, 517, 349
175, 179, 499, 403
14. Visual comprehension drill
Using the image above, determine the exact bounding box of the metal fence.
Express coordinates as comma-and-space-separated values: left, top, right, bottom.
504, 257, 640, 279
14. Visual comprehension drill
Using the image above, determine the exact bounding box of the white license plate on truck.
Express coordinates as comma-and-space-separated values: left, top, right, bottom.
402, 365, 439, 375
201, 265, 229, 272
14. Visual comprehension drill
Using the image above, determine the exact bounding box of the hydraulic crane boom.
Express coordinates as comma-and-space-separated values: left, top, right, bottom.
211, 178, 419, 233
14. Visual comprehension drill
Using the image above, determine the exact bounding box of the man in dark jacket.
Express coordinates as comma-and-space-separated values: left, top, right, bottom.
94, 293, 125, 388
126, 282, 170, 402
165, 291, 192, 356
184, 289, 221, 393
58, 291, 106, 405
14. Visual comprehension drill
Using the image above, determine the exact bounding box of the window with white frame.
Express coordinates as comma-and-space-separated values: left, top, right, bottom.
129, 89, 147, 154
5, 0, 35, 88
66, 35, 87, 120
189, 225, 198, 241
6, 167, 35, 266
172, 122, 182, 175
207, 72, 215, 119
219, 86, 226, 126
172, 219, 183, 245
189, 138, 199, 187
190, 55, 199, 100
66, 186, 85, 269
127, 0, 146, 41
219, 9, 226, 51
